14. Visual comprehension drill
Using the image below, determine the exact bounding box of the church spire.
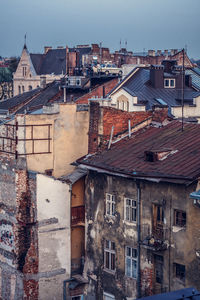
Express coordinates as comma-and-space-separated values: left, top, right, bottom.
23, 33, 27, 49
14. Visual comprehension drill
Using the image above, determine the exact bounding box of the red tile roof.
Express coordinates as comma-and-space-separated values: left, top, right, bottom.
78, 120, 200, 184
76, 78, 118, 104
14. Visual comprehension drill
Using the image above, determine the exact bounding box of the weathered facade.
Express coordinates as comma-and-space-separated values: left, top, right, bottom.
77, 120, 200, 299
0, 155, 38, 299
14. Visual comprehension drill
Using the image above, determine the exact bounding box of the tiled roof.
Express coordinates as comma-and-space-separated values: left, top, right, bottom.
78, 120, 200, 184
0, 88, 41, 110
30, 46, 92, 76
16, 82, 61, 114
0, 82, 62, 115
39, 49, 66, 75
30, 54, 44, 74
30, 49, 66, 75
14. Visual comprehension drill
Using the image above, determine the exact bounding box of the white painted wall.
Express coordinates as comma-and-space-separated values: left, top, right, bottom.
37, 174, 71, 300
171, 96, 200, 120
111, 88, 146, 112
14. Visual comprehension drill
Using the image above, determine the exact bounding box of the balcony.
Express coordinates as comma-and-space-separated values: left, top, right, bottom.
71, 205, 85, 226
141, 224, 168, 251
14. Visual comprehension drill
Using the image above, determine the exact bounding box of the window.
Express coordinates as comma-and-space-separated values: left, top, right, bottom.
174, 210, 186, 227
174, 263, 185, 281
125, 198, 137, 222
106, 193, 115, 216
22, 86, 25, 93
22, 66, 27, 77
152, 204, 164, 238
154, 254, 163, 284
125, 246, 137, 278
164, 78, 175, 88
28, 85, 32, 91
18, 86, 21, 94
104, 240, 115, 272
103, 292, 115, 300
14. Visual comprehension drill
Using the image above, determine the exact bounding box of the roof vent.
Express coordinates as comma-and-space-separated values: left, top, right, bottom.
145, 149, 178, 162
144, 151, 158, 162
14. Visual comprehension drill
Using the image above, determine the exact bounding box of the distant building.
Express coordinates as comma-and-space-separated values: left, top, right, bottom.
107, 61, 200, 121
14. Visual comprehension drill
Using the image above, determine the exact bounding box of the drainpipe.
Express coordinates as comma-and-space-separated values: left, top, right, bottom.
136, 180, 141, 298
64, 87, 67, 102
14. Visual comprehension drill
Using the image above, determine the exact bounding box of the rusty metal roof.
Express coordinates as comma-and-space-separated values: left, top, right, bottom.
78, 121, 200, 184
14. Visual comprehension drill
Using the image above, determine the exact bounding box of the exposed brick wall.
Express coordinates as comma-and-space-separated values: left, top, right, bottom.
102, 107, 151, 137
141, 267, 154, 297
88, 102, 100, 154
76, 78, 118, 104
88, 103, 169, 154
152, 107, 169, 123
15, 168, 38, 300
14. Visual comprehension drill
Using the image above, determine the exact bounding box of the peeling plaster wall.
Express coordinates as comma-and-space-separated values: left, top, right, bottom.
0, 155, 38, 300
84, 172, 138, 300
84, 171, 200, 299
25, 103, 89, 178
37, 174, 71, 300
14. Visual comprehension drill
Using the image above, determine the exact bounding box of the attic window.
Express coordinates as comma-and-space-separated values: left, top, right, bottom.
164, 78, 175, 88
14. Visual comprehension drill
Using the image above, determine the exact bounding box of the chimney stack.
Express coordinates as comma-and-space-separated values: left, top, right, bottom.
164, 50, 168, 56
148, 50, 156, 57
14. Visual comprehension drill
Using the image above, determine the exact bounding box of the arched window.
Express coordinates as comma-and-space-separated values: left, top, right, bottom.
18, 86, 21, 94
28, 85, 32, 91
22, 86, 25, 93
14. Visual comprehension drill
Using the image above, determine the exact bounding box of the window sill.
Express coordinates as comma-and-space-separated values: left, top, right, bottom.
172, 225, 186, 233
103, 268, 116, 275
123, 220, 137, 226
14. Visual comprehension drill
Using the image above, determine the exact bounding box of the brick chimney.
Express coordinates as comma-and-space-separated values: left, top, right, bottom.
88, 102, 100, 154
164, 50, 168, 56
150, 65, 164, 88
148, 50, 156, 57
157, 50, 162, 56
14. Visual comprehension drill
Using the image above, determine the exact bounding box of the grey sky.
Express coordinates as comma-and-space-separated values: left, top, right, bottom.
1, 0, 200, 59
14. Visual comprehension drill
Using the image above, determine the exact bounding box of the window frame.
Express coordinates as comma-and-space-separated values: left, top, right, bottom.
104, 240, 116, 272
106, 193, 116, 217
154, 254, 164, 284
174, 263, 185, 282
22, 66, 27, 77
125, 246, 137, 279
124, 198, 137, 223
174, 209, 186, 227
164, 78, 175, 88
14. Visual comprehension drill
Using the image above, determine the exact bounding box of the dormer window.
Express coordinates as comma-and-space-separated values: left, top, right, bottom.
164, 78, 175, 88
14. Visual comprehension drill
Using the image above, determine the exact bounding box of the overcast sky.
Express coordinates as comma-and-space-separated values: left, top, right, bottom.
1, 0, 199, 59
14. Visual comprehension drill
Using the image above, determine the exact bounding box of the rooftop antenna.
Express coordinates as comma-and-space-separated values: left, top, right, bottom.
120, 39, 122, 50
99, 41, 102, 64
125, 39, 127, 49
181, 48, 185, 132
